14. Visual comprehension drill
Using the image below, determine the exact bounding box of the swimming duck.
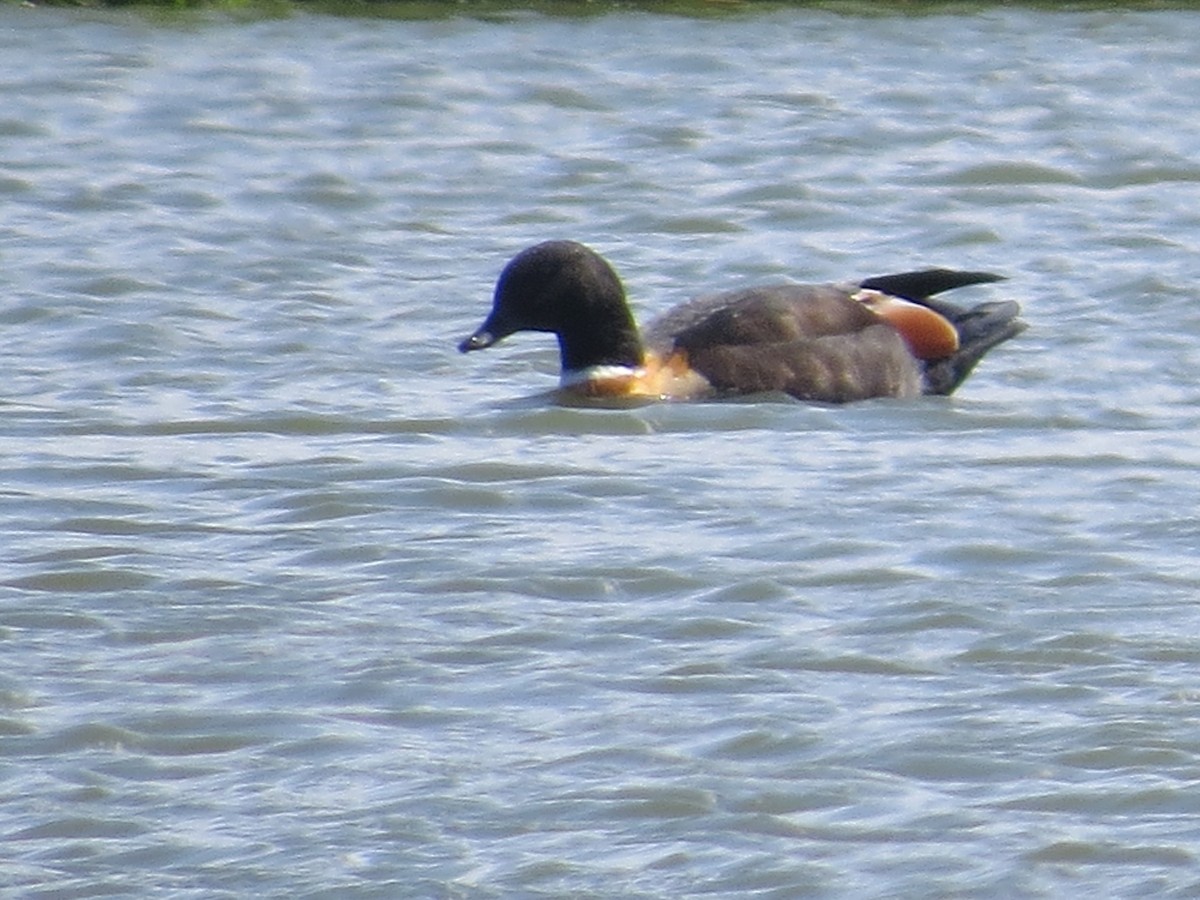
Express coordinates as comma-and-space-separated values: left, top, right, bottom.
459, 240, 1025, 403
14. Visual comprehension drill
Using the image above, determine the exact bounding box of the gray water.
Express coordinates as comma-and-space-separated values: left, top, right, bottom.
4, 3, 1200, 897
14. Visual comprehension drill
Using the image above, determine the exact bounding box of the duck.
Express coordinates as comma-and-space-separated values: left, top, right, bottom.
458, 240, 1025, 404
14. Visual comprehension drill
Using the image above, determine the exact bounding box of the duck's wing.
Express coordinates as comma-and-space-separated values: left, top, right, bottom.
858, 268, 1025, 396
644, 285, 923, 402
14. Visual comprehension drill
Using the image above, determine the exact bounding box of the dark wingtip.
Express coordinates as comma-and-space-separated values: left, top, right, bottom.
860, 268, 1005, 301
922, 300, 1027, 396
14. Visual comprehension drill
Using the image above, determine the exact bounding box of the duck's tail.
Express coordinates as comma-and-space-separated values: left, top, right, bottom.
859, 268, 1026, 396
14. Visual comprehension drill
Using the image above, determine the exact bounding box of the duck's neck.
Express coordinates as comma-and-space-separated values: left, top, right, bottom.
559, 363, 644, 393
555, 302, 645, 376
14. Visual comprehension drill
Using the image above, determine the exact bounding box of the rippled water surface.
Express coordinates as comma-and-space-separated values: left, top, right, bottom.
4, 4, 1200, 897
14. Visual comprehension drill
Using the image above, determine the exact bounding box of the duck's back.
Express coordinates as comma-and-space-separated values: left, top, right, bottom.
643, 284, 923, 402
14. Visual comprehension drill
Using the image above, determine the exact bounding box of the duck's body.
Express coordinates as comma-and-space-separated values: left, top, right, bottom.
459, 241, 1025, 404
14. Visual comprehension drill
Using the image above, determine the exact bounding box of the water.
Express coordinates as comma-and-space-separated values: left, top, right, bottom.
4, 3, 1200, 897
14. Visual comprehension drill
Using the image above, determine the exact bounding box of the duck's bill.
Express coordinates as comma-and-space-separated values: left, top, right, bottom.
458, 329, 498, 353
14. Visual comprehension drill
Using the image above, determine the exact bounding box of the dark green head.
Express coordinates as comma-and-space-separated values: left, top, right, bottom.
459, 240, 644, 374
